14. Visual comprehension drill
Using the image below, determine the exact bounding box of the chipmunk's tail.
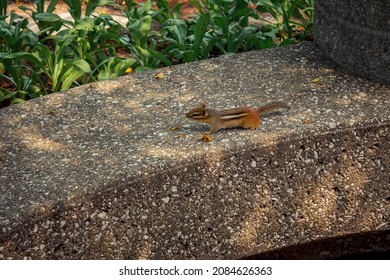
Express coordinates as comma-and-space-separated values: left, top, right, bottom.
256, 101, 290, 116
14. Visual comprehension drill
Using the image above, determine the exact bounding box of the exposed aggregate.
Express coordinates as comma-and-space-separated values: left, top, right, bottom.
0, 42, 389, 259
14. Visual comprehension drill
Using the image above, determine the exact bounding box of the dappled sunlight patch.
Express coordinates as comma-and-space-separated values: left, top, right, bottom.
232, 202, 270, 252
136, 241, 153, 260
297, 154, 369, 235
19, 130, 65, 152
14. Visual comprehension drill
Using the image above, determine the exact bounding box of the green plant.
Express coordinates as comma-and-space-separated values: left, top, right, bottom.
0, 13, 38, 53
0, 12, 43, 105
1, 0, 7, 17
187, 0, 275, 54
161, 13, 216, 63
88, 13, 124, 51
95, 57, 136, 80
0, 72, 44, 105
0, 52, 47, 105
191, 0, 257, 27
19, 0, 64, 35
121, 0, 171, 70
290, 0, 314, 40
122, 0, 152, 19
19, 0, 120, 35
63, 0, 121, 21
0, 0, 315, 109
154, 0, 183, 23
65, 15, 138, 80
60, 17, 114, 62
210, 0, 259, 53
29, 33, 91, 92
254, 0, 314, 42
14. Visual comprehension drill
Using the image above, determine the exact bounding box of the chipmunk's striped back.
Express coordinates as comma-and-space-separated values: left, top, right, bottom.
186, 101, 289, 134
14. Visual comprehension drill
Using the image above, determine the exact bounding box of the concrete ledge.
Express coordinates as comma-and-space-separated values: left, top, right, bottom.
0, 42, 389, 259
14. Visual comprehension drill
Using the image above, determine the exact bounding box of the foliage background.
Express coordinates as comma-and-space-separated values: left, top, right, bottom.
0, 0, 314, 107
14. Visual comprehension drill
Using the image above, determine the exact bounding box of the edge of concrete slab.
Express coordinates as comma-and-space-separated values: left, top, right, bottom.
0, 42, 389, 259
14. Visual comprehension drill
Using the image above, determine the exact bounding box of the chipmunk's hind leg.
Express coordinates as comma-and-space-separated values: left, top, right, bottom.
242, 110, 260, 129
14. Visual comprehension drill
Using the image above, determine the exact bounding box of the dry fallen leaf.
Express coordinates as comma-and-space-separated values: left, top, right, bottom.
125, 67, 133, 74
178, 133, 186, 139
199, 134, 212, 142
155, 73, 165, 79
170, 126, 180, 131
320, 67, 334, 74
312, 78, 321, 83
303, 119, 312, 124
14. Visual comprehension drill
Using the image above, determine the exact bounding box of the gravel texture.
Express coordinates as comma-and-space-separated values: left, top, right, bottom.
0, 42, 389, 259
315, 0, 390, 84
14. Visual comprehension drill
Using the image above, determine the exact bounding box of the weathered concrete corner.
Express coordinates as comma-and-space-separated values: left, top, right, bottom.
0, 43, 389, 259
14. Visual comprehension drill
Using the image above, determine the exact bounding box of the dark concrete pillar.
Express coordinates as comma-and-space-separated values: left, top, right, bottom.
315, 1, 390, 84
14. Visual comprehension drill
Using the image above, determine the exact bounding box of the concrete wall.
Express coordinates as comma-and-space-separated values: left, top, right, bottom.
315, 0, 390, 84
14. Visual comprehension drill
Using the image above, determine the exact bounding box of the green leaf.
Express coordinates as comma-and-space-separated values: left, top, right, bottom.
164, 22, 187, 46
128, 15, 152, 40
0, 90, 16, 102
135, 66, 153, 72
63, 0, 82, 20
17, 5, 33, 13
279, 38, 295, 46
2, 52, 44, 70
136, 46, 152, 59
73, 59, 91, 73
188, 0, 204, 13
213, 17, 228, 34
85, 0, 100, 17
34, 12, 62, 23
60, 61, 90, 91
181, 49, 195, 63
34, 12, 64, 32
148, 49, 172, 66
172, 2, 182, 19
193, 13, 210, 58
230, 26, 256, 53
36, 0, 45, 13
113, 58, 136, 75
11, 98, 26, 104
47, 0, 60, 13
204, 34, 218, 55
98, 72, 115, 80
75, 17, 95, 31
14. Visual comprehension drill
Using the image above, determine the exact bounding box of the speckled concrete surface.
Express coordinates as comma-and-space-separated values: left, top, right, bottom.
0, 42, 389, 259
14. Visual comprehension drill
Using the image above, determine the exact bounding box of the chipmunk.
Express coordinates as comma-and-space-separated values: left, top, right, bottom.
186, 101, 289, 134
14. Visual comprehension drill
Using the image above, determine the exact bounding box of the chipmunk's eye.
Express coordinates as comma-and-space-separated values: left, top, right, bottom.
188, 110, 208, 119
194, 112, 206, 118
